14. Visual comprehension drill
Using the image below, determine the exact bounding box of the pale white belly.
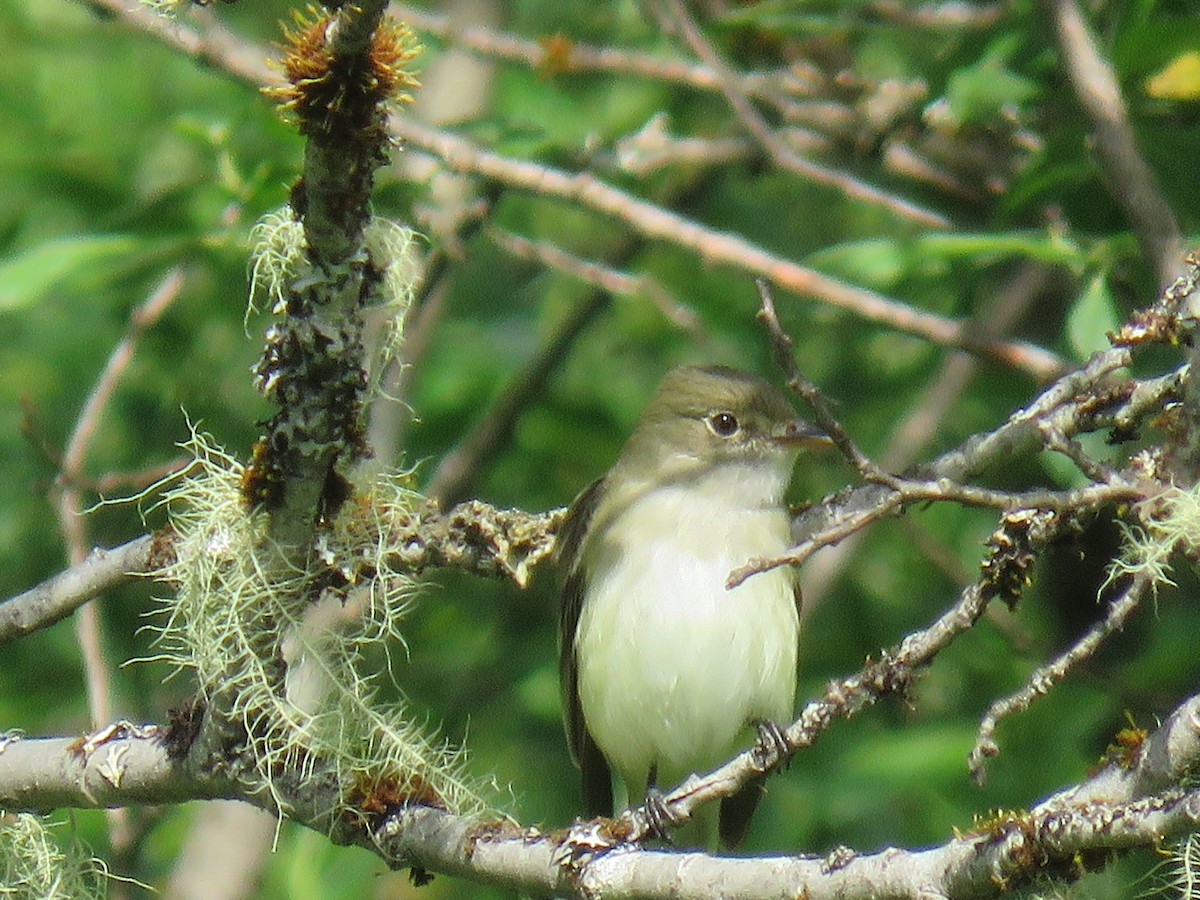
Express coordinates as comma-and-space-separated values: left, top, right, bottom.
574, 487, 799, 792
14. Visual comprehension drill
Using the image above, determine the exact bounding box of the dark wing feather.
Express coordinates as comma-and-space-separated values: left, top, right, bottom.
556, 476, 613, 816
719, 774, 766, 848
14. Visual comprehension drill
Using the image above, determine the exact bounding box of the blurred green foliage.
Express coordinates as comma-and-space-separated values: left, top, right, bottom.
1, 0, 1198, 897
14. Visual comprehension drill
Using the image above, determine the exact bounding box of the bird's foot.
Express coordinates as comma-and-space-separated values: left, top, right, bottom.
642, 786, 683, 844
750, 718, 791, 771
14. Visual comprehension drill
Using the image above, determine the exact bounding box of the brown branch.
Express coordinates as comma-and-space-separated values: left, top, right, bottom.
393, 117, 1066, 380
666, 0, 950, 228
1045, 0, 1184, 286
424, 288, 610, 507
488, 225, 705, 338
392, 3, 820, 110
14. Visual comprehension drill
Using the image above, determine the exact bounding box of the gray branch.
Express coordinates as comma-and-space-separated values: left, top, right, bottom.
0, 503, 563, 643
6, 697, 1196, 898
0, 727, 233, 811
0, 534, 158, 648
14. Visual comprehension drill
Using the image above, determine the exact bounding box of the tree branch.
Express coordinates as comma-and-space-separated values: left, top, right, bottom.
392, 117, 1065, 380
970, 571, 1153, 782
0, 728, 233, 811
0, 500, 564, 643
6, 691, 1198, 899
665, 0, 950, 228
0, 534, 160, 648
1045, 0, 1184, 285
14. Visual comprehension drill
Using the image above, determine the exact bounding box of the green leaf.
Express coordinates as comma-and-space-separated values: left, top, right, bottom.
807, 238, 908, 290
1066, 274, 1119, 362
0, 235, 139, 312
944, 43, 1040, 124
915, 231, 1086, 269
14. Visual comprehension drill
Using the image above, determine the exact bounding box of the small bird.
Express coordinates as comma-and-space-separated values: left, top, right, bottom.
557, 364, 827, 848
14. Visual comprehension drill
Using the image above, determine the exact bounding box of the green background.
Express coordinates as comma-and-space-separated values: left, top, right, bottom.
2, 0, 1200, 896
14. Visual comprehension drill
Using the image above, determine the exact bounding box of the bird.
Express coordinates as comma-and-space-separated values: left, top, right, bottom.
557, 364, 827, 848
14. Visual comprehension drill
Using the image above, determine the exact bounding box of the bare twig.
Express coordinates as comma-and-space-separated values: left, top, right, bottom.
802, 264, 1054, 610
870, 0, 1005, 29
969, 571, 1153, 782
1046, 0, 1184, 286
425, 288, 610, 507
666, 0, 950, 228
737, 323, 1184, 591
393, 117, 1066, 379
370, 185, 499, 468
728, 477, 1138, 589
392, 3, 820, 110
615, 115, 762, 176
73, 0, 270, 85
739, 277, 1143, 588
757, 279, 883, 478
488, 225, 705, 337
53, 266, 186, 725
0, 536, 159, 648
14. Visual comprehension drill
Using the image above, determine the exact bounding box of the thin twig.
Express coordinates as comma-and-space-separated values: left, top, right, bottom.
1045, 0, 1184, 286
1039, 421, 1117, 483
488, 225, 705, 338
756, 279, 883, 479
0, 536, 158, 648
968, 571, 1152, 783
615, 115, 762, 176
393, 118, 1066, 379
46, 267, 185, 865
392, 3, 820, 110
728, 478, 1138, 589
53, 266, 186, 731
666, 0, 950, 228
425, 288, 610, 507
369, 185, 500, 467
73, 0, 270, 85
870, 0, 1005, 29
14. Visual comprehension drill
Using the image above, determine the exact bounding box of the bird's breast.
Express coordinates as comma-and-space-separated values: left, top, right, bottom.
575, 478, 800, 790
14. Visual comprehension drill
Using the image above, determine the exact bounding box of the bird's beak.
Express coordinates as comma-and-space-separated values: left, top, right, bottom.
773, 418, 833, 449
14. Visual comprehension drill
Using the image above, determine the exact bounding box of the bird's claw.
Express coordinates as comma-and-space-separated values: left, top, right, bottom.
751, 718, 791, 770
642, 786, 683, 843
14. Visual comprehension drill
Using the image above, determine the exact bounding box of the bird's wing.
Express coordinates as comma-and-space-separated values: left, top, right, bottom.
556, 476, 614, 816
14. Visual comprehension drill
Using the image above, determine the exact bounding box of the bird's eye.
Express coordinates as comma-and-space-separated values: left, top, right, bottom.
706, 411, 740, 437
